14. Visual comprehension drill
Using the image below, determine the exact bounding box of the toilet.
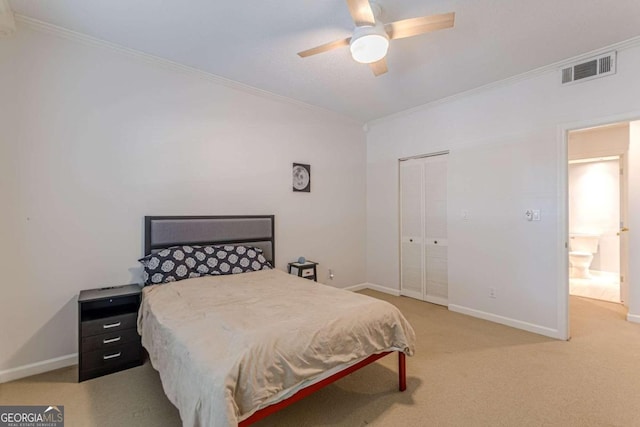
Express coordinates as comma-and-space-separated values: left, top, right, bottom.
569, 233, 600, 279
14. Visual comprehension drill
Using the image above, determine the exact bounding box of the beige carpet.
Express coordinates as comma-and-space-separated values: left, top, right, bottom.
1, 292, 639, 427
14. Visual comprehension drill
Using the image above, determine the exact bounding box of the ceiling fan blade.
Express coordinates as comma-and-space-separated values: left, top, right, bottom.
369, 58, 388, 76
346, 0, 376, 26
297, 37, 351, 58
385, 12, 455, 40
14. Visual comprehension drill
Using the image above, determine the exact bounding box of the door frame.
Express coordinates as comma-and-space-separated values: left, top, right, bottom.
620, 152, 630, 306
558, 111, 640, 340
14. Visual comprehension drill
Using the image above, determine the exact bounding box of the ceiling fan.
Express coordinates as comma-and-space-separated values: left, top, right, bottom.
297, 0, 455, 76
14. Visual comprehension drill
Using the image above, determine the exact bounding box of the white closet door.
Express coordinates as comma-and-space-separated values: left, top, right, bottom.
400, 159, 424, 299
400, 154, 448, 305
424, 155, 448, 305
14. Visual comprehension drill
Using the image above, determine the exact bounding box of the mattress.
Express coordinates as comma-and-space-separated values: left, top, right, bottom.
137, 269, 416, 426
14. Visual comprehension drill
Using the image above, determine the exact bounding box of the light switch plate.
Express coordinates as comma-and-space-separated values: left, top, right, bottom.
533, 210, 541, 221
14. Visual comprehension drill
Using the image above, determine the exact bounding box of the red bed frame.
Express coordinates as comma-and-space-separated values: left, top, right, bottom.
239, 351, 407, 426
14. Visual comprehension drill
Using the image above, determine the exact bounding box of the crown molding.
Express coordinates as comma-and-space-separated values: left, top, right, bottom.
14, 14, 362, 126
368, 34, 640, 127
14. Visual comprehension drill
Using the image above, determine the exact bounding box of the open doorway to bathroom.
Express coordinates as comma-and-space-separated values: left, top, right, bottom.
567, 122, 629, 304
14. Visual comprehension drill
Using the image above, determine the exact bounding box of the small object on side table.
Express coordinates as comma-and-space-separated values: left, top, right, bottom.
78, 284, 144, 382
287, 260, 318, 282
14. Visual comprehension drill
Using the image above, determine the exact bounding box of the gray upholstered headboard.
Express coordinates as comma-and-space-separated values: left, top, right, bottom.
144, 215, 275, 264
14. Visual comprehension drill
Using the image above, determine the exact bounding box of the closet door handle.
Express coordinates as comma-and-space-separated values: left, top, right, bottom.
434, 240, 438, 244
409, 239, 413, 242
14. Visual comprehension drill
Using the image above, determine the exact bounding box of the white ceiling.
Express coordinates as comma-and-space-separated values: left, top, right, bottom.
10, 0, 640, 122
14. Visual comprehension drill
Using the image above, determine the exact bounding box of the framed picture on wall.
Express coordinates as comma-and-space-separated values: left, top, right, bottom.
292, 163, 311, 192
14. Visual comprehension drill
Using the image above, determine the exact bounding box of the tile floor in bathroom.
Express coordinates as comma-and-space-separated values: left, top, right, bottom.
570, 270, 620, 303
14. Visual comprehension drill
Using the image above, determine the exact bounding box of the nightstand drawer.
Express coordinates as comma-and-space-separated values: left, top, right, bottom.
81, 312, 137, 338
287, 261, 318, 282
81, 328, 140, 352
81, 343, 142, 371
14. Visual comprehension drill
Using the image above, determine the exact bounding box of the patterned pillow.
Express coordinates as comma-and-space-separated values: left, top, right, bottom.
138, 245, 272, 285
208, 244, 273, 275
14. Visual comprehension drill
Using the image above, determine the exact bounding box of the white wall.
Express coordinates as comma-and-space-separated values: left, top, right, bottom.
568, 123, 629, 160
0, 23, 366, 378
366, 41, 640, 338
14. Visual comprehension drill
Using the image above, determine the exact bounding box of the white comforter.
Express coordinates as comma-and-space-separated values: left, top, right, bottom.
137, 269, 416, 427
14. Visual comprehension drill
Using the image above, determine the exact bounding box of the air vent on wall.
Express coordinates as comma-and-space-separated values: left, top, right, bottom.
561, 51, 616, 85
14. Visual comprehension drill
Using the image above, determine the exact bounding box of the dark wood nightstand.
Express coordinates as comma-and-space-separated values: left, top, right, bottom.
78, 284, 144, 382
287, 261, 318, 281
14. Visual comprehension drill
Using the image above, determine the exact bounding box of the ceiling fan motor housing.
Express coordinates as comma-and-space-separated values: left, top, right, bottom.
369, 1, 382, 19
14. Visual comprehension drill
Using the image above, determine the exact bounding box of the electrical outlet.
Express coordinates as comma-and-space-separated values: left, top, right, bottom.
328, 269, 335, 280
489, 287, 497, 299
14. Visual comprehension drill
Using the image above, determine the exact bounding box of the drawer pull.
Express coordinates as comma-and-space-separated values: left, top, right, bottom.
103, 322, 121, 329
103, 336, 121, 344
103, 352, 122, 360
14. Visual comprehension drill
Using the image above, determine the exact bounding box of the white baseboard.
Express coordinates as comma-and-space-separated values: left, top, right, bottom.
449, 304, 563, 339
0, 353, 78, 384
342, 283, 368, 292
627, 313, 640, 324
344, 283, 401, 296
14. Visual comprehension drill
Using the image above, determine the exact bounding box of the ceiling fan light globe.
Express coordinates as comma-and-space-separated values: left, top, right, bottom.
350, 23, 389, 64
350, 33, 389, 63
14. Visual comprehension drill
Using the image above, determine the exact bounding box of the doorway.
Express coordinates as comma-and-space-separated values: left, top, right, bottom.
567, 122, 630, 303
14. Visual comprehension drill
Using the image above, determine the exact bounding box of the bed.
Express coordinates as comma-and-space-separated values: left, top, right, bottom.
137, 215, 416, 426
